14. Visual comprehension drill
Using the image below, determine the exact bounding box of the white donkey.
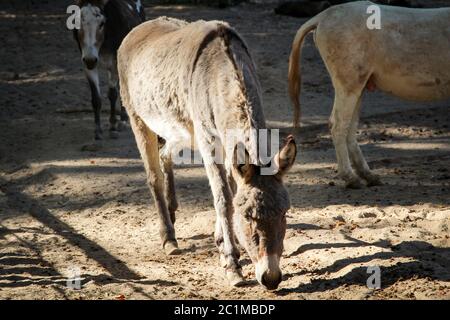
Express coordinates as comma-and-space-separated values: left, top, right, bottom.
289, 1, 450, 188
118, 17, 297, 290
73, 0, 145, 142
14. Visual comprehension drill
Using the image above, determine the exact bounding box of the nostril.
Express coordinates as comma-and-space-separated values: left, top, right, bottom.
276, 272, 282, 285
83, 57, 98, 69
261, 273, 268, 287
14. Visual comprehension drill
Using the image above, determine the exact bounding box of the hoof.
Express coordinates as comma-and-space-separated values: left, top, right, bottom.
163, 241, 181, 256
226, 269, 246, 287
233, 249, 241, 261
94, 129, 103, 141
366, 175, 383, 187
118, 121, 129, 132
109, 130, 119, 139
345, 177, 365, 189
81, 141, 103, 152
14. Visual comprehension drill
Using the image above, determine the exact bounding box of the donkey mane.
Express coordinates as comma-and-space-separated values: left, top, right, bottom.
191, 23, 253, 77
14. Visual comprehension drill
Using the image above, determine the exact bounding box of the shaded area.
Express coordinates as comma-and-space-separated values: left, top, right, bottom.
0, 177, 141, 281
274, 0, 449, 20
281, 261, 447, 295
280, 237, 449, 294
0, 221, 177, 293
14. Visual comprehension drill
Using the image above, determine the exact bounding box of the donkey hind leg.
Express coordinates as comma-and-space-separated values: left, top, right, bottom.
118, 106, 129, 131
118, 85, 129, 130
106, 56, 120, 139
196, 134, 244, 286
128, 113, 180, 255
85, 68, 103, 140
347, 97, 382, 187
330, 91, 365, 189
158, 137, 178, 224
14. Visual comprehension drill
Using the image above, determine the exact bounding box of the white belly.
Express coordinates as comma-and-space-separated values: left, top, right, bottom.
141, 111, 193, 152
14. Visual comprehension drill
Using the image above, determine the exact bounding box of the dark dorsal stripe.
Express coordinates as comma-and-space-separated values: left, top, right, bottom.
192, 24, 253, 77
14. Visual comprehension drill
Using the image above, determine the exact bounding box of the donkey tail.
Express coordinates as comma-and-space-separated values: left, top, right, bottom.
288, 16, 320, 128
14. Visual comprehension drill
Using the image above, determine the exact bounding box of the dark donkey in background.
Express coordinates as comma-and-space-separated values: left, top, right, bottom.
73, 0, 145, 142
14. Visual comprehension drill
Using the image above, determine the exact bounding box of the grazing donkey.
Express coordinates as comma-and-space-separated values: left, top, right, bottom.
118, 17, 297, 290
289, 1, 450, 188
73, 0, 145, 141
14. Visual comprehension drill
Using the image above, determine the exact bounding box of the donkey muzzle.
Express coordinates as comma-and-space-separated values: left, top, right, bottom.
255, 254, 282, 290
261, 270, 282, 290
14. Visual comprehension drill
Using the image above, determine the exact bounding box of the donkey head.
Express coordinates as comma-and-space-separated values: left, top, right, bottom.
75, 0, 109, 70
232, 136, 297, 290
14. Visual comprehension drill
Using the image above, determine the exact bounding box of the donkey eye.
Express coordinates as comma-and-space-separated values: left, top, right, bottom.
99, 21, 105, 28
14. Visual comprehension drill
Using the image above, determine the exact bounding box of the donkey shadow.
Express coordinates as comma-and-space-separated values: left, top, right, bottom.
277, 237, 450, 295
0, 175, 181, 294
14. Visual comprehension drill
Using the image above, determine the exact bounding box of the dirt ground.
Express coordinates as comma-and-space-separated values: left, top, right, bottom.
0, 1, 449, 300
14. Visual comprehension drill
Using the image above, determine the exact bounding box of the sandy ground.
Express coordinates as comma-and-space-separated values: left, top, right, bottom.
0, 1, 449, 300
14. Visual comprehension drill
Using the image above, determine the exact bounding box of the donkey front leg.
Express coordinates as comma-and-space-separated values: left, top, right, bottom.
85, 68, 102, 140
206, 163, 244, 286
128, 113, 180, 255
106, 56, 119, 139
196, 134, 244, 286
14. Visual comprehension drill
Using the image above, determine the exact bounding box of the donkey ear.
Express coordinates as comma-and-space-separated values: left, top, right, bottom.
275, 135, 297, 177
233, 144, 255, 182
100, 0, 110, 7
